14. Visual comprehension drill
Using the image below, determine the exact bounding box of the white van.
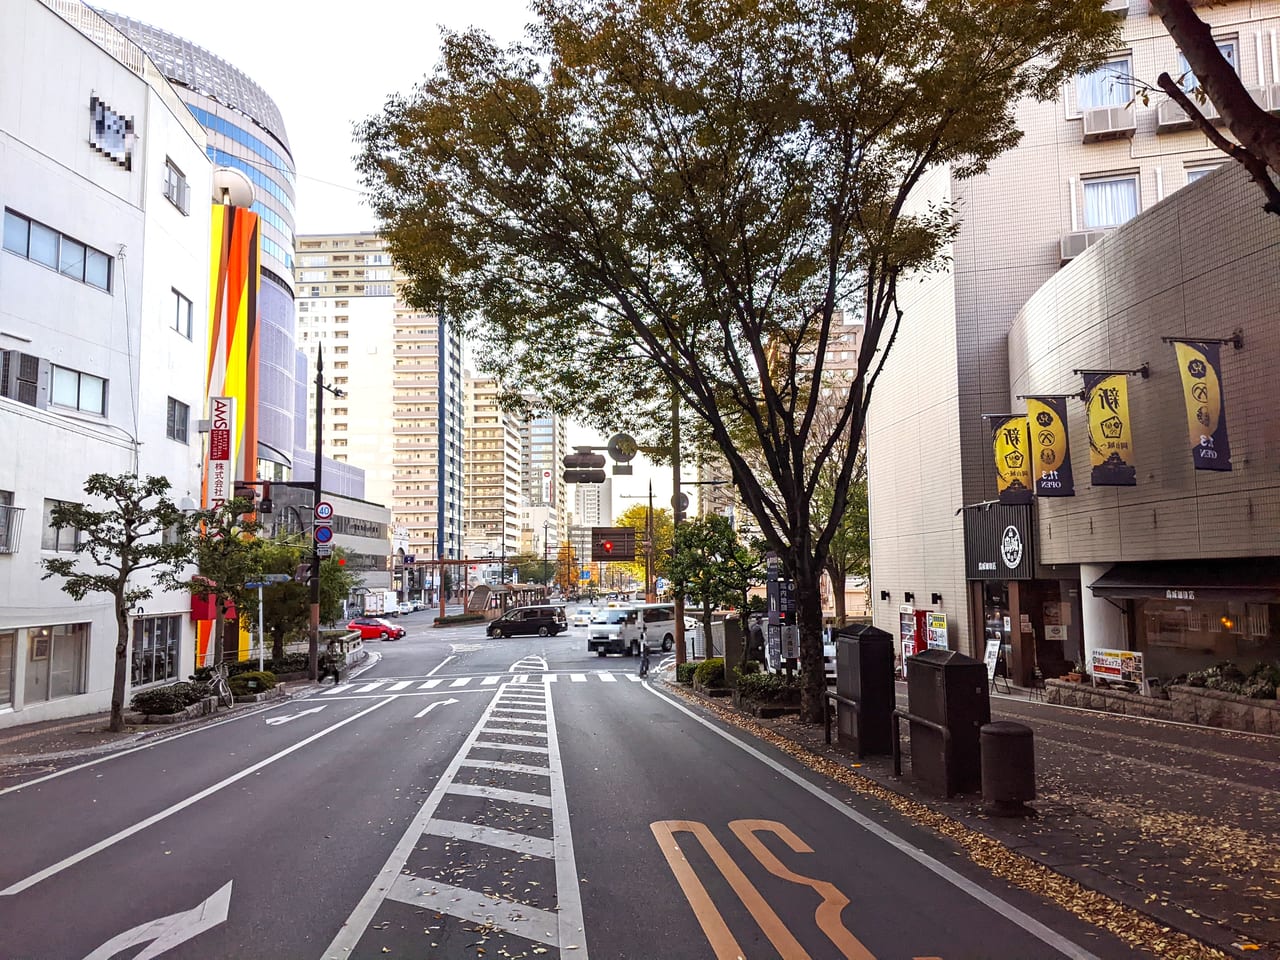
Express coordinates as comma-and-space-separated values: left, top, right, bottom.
620, 603, 679, 655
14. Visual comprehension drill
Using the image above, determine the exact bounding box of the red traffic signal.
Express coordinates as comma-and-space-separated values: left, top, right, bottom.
600, 540, 614, 555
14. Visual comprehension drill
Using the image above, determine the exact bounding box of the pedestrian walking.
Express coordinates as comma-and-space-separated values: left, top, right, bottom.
320, 642, 343, 684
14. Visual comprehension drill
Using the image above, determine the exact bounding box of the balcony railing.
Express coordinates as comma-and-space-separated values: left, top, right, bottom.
0, 504, 26, 554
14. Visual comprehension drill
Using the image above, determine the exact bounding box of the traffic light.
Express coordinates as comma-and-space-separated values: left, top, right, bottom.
599, 539, 614, 556
563, 451, 606, 484
591, 527, 635, 560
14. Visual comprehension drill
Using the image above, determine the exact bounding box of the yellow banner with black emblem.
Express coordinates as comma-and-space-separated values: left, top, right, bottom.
1172, 341, 1231, 471
1026, 397, 1075, 497
991, 414, 1032, 504
1083, 372, 1136, 486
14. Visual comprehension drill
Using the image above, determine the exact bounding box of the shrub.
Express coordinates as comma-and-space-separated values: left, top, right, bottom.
267, 652, 310, 675
675, 662, 698, 684
1177, 661, 1277, 700
735, 659, 762, 679
693, 657, 725, 688
436, 613, 486, 626
228, 671, 277, 697
131, 681, 208, 715
735, 671, 801, 703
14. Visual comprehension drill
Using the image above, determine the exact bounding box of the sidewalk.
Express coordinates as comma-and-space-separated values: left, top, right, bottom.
667, 676, 1279, 960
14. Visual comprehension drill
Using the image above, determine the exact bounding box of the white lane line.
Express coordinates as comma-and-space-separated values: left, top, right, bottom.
570, 674, 587, 682
320, 683, 355, 696
460, 759, 550, 777
482, 676, 500, 686
445, 783, 552, 808
425, 818, 554, 859
484, 727, 548, 738
354, 682, 385, 693
473, 741, 550, 755
449, 678, 472, 688
597, 673, 617, 683
641, 684, 1101, 960
545, 671, 589, 954
418, 679, 443, 689
387, 681, 412, 691
385, 875, 559, 947
0, 697, 398, 897
413, 698, 459, 719
426, 655, 455, 677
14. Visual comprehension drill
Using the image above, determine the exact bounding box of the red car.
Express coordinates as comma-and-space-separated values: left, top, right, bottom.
347, 617, 406, 640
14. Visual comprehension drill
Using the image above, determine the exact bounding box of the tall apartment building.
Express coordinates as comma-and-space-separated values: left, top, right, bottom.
519, 404, 569, 549
1, 0, 212, 726
464, 374, 522, 555
573, 478, 613, 528
294, 232, 465, 559
865, 0, 1274, 671
102, 10, 302, 478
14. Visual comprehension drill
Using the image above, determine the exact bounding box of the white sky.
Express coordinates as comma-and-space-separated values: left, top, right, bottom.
102, 0, 680, 515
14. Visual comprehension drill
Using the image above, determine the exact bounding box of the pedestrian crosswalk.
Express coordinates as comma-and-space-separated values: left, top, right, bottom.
319, 671, 644, 694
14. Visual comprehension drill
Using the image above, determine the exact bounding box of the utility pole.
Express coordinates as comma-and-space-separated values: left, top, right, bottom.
646, 480, 655, 602
672, 390, 688, 665
309, 349, 324, 681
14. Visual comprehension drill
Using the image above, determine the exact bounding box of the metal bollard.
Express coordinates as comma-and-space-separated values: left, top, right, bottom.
980, 721, 1036, 816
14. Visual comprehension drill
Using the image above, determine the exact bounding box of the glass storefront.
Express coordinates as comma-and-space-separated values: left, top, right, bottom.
132, 615, 181, 687
0, 631, 13, 708
1136, 597, 1280, 677
23, 623, 88, 702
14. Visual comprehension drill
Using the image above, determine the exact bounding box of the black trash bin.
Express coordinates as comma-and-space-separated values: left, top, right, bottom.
980, 721, 1035, 816
904, 648, 990, 796
833, 624, 895, 756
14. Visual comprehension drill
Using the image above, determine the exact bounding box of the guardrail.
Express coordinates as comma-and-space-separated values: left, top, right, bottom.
890, 708, 951, 779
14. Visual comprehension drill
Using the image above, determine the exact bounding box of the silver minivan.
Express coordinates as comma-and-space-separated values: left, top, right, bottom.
621, 603, 678, 655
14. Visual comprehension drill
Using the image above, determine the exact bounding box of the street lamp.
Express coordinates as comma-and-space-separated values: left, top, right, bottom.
542, 519, 551, 593
310, 346, 346, 680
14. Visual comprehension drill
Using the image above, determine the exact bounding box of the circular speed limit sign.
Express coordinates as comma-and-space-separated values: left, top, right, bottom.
314, 501, 334, 521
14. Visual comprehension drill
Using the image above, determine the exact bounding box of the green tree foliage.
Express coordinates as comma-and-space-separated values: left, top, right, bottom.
669, 515, 762, 637
357, 0, 1119, 720
183, 498, 264, 667
509, 552, 552, 586
40, 474, 193, 732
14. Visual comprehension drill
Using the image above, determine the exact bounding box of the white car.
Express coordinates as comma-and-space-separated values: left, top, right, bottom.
397, 601, 413, 616
570, 606, 595, 628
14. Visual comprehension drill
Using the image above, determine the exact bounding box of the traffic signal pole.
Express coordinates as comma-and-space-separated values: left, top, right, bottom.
671, 390, 687, 665
309, 350, 324, 681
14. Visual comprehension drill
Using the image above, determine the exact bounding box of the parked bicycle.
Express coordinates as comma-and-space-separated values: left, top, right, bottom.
205, 661, 234, 708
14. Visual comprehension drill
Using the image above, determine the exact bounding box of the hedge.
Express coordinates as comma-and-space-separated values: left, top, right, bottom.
735, 672, 801, 703
228, 671, 277, 697
675, 662, 698, 684
131, 681, 210, 715
436, 613, 487, 626
693, 657, 725, 688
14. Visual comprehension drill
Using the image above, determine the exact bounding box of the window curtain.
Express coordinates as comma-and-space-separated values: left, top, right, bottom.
1078, 61, 1131, 109
1083, 179, 1138, 228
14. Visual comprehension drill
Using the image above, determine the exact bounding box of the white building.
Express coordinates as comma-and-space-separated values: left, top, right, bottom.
463, 374, 523, 557
0, 0, 212, 726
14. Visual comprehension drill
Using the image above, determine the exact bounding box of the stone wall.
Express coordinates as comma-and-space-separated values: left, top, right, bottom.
1046, 679, 1280, 734
1045, 680, 1174, 721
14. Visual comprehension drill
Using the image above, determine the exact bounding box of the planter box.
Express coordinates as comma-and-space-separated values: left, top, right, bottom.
732, 689, 800, 718
1168, 685, 1280, 735
233, 684, 286, 704
693, 680, 732, 698
1045, 679, 1175, 721
132, 695, 218, 725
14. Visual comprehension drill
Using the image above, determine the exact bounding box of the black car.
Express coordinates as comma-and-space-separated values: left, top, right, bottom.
488, 605, 568, 638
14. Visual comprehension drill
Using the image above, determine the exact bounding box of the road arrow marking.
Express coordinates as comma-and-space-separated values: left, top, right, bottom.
264, 706, 327, 726
415, 698, 459, 719
82, 880, 231, 960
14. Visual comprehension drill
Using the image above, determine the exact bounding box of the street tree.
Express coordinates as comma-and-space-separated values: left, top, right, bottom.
614, 504, 674, 588
669, 514, 762, 643
184, 498, 264, 666
320, 549, 361, 626
256, 538, 310, 660
40, 474, 193, 732
357, 0, 1119, 721
1150, 0, 1280, 214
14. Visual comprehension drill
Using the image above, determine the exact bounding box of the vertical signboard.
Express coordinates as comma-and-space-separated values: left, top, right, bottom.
541, 469, 552, 504
1083, 372, 1136, 486
204, 397, 236, 508
926, 612, 948, 650
1172, 341, 1232, 471
1025, 397, 1075, 496
991, 415, 1032, 504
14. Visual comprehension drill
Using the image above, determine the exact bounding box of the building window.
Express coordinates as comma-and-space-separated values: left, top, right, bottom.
1078, 56, 1132, 109
1082, 174, 1139, 228
163, 158, 190, 214
2, 210, 111, 290
1186, 164, 1222, 184
0, 490, 18, 555
50, 365, 107, 415
41, 499, 79, 552
1178, 41, 1235, 92
172, 288, 193, 338
166, 397, 189, 443
132, 615, 181, 686
24, 623, 88, 701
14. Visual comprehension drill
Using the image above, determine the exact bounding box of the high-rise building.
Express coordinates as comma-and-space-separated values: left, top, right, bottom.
519, 403, 568, 548
864, 0, 1273, 668
294, 232, 465, 559
464, 374, 522, 556
1, 0, 213, 726
100, 9, 301, 479
573, 478, 613, 528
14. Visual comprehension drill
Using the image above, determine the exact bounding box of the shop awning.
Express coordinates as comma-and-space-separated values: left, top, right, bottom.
1088, 559, 1280, 603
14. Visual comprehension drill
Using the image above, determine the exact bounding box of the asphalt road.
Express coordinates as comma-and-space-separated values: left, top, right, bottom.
0, 612, 1141, 959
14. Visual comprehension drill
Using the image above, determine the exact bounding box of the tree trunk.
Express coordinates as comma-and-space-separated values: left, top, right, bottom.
271, 626, 285, 663
793, 559, 826, 724
213, 597, 226, 666
110, 601, 130, 733
701, 593, 713, 661
825, 561, 847, 626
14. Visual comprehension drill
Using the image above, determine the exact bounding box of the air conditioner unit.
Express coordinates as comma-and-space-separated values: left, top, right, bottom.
1100, 0, 1128, 13
1265, 84, 1280, 115
0, 350, 49, 408
1082, 103, 1136, 142
1156, 96, 1224, 132
1060, 229, 1110, 264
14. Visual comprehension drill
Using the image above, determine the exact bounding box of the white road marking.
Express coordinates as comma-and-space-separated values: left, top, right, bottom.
478, 716, 545, 726
543, 665, 589, 954
413, 698, 459, 719
263, 706, 327, 726
473, 740, 550, 755
490, 707, 545, 716
597, 672, 617, 683
1, 697, 397, 896
387, 681, 412, 691
512, 674, 529, 683
82, 880, 232, 960
385, 876, 559, 947
320, 683, 354, 696
642, 684, 1102, 960
418, 679, 443, 689
427, 655, 455, 676
481, 676, 500, 685
625, 675, 643, 682
509, 656, 549, 672
449, 677, 472, 688
542, 673, 558, 682
445, 783, 552, 808
484, 727, 548, 738
460, 758, 551, 777
354, 682, 384, 693
570, 674, 587, 682
426, 818, 554, 858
